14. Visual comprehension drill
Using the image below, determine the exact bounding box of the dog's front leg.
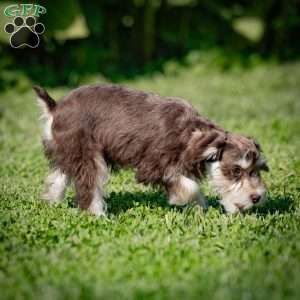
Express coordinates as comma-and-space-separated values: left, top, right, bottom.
167, 175, 208, 209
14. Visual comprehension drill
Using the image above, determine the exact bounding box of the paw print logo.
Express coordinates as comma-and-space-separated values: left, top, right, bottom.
4, 16, 45, 48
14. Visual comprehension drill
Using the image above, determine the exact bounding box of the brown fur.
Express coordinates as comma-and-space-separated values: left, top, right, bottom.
34, 84, 268, 214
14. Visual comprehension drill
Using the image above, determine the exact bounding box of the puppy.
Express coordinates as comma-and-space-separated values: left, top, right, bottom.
34, 84, 268, 216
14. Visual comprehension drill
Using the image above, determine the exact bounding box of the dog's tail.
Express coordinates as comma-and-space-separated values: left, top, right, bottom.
33, 86, 56, 115
33, 86, 56, 140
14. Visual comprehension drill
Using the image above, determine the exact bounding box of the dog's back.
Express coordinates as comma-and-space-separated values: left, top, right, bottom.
37, 85, 210, 178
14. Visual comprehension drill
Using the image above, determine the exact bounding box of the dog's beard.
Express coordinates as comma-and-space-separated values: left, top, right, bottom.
219, 184, 255, 214
206, 162, 266, 214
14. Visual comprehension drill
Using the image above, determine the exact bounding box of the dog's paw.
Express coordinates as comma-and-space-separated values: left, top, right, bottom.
87, 198, 107, 217
220, 199, 241, 215
4, 16, 44, 48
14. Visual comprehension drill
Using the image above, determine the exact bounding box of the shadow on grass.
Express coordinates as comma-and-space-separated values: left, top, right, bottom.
252, 194, 295, 215
107, 190, 169, 215
104, 190, 294, 216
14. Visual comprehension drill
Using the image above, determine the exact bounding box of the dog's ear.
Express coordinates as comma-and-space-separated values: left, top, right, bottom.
253, 139, 269, 172
186, 130, 227, 162
255, 152, 269, 172
257, 159, 269, 172
200, 131, 227, 161
252, 139, 262, 152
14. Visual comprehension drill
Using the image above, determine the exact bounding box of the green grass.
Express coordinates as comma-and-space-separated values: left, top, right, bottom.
0, 60, 300, 300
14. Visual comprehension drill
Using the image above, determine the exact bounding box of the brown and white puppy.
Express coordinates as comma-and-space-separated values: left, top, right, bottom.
34, 84, 268, 216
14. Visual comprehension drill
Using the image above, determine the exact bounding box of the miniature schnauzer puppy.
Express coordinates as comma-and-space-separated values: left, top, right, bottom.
34, 84, 268, 216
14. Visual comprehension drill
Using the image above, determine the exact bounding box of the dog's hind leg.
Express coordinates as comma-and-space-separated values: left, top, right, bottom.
42, 168, 68, 204
74, 153, 108, 217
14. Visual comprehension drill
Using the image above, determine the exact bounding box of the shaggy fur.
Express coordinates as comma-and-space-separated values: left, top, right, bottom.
34, 84, 268, 216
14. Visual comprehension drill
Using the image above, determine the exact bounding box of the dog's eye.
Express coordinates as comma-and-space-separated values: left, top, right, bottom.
232, 166, 242, 177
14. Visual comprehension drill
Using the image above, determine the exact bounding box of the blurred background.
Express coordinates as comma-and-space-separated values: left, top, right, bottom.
0, 0, 299, 90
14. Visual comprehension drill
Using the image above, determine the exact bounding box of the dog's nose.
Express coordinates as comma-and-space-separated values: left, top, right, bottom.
250, 194, 261, 204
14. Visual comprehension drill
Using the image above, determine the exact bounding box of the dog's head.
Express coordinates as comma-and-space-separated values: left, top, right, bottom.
192, 130, 268, 213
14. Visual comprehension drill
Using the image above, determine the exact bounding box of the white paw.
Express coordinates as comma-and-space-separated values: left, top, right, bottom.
42, 169, 67, 204
88, 198, 107, 217
220, 200, 240, 214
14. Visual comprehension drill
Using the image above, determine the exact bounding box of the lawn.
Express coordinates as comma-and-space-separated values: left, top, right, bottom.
0, 59, 300, 300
